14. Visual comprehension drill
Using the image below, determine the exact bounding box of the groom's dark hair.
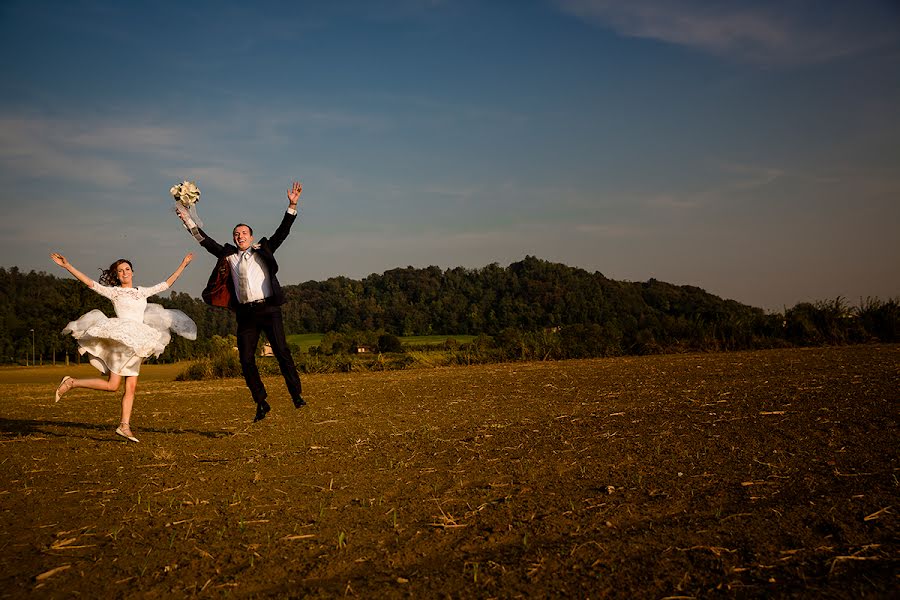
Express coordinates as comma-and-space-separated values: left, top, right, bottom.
233, 223, 253, 236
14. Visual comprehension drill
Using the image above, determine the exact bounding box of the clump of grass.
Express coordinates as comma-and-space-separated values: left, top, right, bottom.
152, 448, 174, 461
405, 351, 455, 369
175, 348, 241, 381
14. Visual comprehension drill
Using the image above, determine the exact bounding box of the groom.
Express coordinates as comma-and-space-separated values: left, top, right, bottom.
177, 181, 305, 422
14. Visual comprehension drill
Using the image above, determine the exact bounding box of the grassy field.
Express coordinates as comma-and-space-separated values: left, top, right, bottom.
0, 363, 187, 385
1, 345, 896, 598
285, 333, 477, 352
399, 334, 476, 346
285, 333, 325, 353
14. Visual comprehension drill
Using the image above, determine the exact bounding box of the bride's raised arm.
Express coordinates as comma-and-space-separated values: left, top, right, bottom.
165, 252, 194, 288
50, 252, 95, 288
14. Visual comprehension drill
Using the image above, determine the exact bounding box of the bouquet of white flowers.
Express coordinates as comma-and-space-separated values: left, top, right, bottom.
169, 180, 202, 227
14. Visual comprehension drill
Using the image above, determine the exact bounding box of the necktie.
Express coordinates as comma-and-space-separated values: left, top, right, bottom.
239, 251, 252, 301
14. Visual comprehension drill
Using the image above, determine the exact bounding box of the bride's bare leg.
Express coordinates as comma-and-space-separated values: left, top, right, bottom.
71, 373, 122, 392
119, 376, 138, 433
56, 373, 121, 401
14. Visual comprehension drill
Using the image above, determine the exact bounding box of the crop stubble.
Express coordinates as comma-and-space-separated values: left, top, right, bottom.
0, 345, 897, 598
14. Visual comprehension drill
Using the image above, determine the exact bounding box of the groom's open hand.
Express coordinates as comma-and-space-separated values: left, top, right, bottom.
288, 181, 302, 208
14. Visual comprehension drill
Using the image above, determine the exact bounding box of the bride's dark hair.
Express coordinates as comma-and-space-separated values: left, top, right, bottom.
99, 259, 133, 287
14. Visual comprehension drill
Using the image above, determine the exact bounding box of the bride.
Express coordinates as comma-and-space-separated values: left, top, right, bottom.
50, 252, 197, 443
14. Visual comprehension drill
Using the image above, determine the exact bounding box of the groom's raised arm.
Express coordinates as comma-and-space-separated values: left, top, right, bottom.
176, 206, 228, 258
267, 180, 302, 253
175, 205, 202, 239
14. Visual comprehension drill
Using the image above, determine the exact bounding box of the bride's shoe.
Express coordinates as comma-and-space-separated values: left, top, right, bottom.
54, 376, 74, 402
115, 423, 139, 443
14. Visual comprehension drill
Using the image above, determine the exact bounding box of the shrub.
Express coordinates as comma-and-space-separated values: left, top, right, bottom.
176, 360, 212, 381
857, 297, 900, 342
176, 336, 241, 381
377, 333, 403, 353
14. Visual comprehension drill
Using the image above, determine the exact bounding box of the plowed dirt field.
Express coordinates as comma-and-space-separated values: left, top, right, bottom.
1, 345, 897, 598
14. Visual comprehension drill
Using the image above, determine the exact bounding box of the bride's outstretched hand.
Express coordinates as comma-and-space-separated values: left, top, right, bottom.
166, 253, 195, 287
50, 252, 69, 268
50, 253, 92, 287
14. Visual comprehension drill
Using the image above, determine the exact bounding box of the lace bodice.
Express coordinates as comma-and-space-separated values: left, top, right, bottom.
90, 281, 169, 322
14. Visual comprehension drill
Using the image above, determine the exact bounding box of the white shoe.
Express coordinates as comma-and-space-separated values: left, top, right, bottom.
54, 376, 74, 403
115, 423, 139, 443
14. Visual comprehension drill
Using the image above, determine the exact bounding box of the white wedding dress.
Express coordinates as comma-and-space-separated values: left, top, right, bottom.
62, 281, 197, 376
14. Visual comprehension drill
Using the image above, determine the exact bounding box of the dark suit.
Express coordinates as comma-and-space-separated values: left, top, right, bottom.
194, 211, 302, 407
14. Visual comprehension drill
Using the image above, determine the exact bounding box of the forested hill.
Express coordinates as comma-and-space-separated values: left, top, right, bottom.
281, 255, 766, 339
4, 255, 894, 364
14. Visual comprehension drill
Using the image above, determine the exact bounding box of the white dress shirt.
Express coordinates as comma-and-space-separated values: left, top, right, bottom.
229, 248, 271, 303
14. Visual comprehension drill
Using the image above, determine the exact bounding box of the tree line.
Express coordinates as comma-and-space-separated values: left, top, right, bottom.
0, 266, 232, 366
1, 256, 897, 365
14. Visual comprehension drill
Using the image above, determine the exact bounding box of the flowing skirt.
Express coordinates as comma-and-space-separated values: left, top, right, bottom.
62, 304, 197, 376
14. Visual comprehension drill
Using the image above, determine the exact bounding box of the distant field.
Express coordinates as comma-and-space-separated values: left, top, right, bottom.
399, 334, 476, 346
0, 362, 188, 385
285, 333, 325, 352
286, 333, 476, 351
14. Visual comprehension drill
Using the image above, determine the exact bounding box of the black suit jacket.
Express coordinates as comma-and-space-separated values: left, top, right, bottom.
197, 211, 297, 310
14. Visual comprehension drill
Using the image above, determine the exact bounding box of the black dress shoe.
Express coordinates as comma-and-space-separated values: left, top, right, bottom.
253, 400, 271, 422
293, 396, 307, 409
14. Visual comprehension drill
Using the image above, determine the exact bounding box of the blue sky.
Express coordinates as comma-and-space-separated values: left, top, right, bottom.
1, 0, 898, 311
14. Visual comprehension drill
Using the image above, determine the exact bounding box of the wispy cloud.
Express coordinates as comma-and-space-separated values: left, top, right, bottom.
68, 125, 180, 150
0, 117, 131, 187
718, 162, 785, 191
647, 194, 700, 210
574, 223, 645, 238
420, 185, 478, 201
324, 0, 451, 23
160, 166, 252, 194
0, 114, 183, 188
556, 0, 900, 65
646, 161, 784, 210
